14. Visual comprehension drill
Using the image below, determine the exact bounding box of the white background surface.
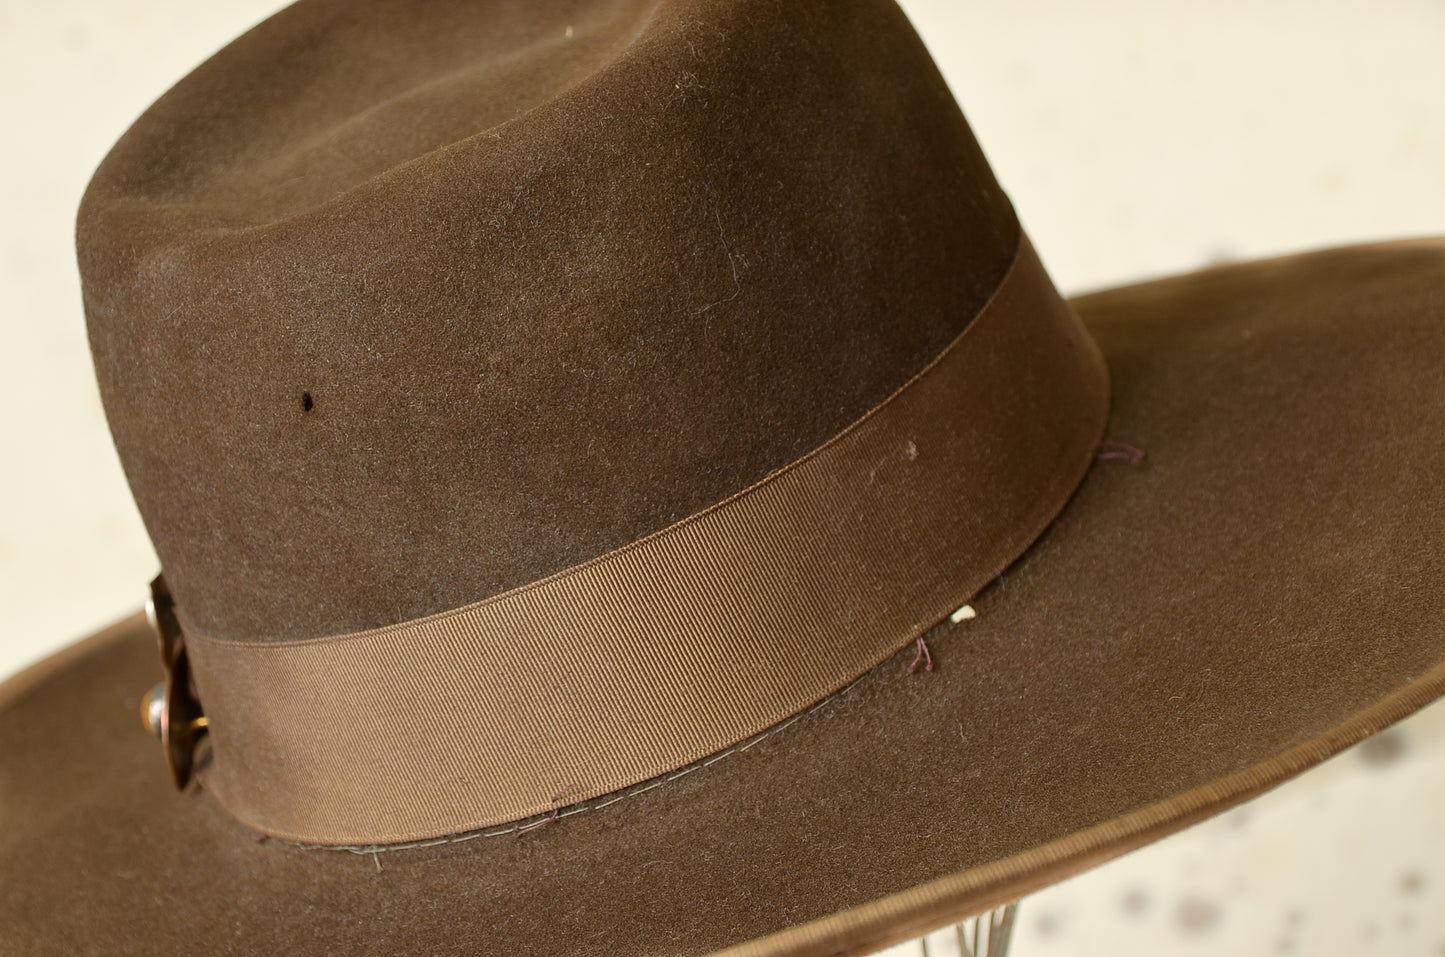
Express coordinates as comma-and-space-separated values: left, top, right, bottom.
1, 2, 1442, 954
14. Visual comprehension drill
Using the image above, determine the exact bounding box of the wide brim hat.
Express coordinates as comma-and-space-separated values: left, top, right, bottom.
3, 2, 1445, 956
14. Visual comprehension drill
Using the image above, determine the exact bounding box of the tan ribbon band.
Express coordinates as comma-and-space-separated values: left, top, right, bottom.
185, 236, 1109, 845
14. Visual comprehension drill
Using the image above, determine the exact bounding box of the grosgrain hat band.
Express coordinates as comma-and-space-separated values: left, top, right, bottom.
175, 236, 1110, 846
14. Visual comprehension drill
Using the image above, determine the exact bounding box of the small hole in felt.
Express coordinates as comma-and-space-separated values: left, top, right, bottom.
301, 392, 314, 412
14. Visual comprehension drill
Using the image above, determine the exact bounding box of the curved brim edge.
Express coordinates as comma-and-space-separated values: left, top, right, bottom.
721, 656, 1445, 957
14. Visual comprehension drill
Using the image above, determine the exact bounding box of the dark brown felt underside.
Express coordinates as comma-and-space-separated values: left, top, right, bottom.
5, 242, 1445, 955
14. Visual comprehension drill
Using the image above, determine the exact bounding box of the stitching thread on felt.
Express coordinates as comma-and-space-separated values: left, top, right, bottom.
1095, 440, 1146, 465
905, 636, 933, 675
515, 784, 578, 837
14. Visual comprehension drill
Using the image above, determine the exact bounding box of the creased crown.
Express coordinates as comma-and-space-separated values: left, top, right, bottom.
79, 0, 1018, 643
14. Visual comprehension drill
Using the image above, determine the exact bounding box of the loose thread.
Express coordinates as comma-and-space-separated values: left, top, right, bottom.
906, 636, 933, 675
372, 851, 382, 872
516, 783, 578, 837
1095, 440, 1146, 465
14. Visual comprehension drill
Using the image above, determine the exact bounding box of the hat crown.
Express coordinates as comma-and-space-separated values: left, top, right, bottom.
79, 0, 1018, 644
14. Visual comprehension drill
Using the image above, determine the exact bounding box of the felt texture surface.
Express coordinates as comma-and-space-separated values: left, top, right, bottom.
4, 242, 1444, 955
78, 0, 1017, 644
180, 239, 1110, 845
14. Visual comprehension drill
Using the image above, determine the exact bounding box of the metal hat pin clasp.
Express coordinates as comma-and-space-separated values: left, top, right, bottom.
140, 574, 208, 789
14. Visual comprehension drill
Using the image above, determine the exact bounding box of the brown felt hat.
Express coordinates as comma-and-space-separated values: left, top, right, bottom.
3, 0, 1444, 953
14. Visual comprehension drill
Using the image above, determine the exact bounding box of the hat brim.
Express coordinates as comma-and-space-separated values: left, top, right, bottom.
4, 239, 1444, 956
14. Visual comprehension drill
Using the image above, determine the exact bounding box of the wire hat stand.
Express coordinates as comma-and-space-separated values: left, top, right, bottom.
896, 902, 1020, 957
